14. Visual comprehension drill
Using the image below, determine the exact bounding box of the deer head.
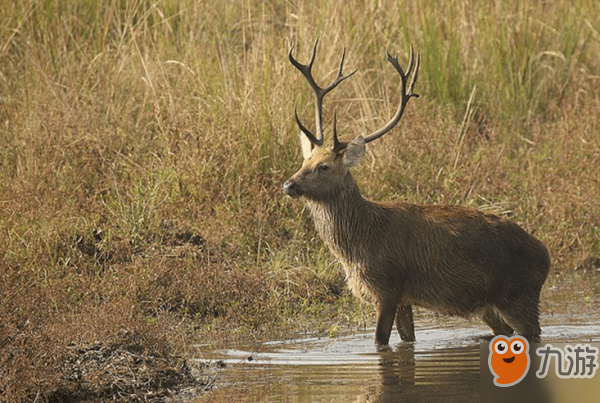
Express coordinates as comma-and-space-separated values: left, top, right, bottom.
283, 39, 420, 201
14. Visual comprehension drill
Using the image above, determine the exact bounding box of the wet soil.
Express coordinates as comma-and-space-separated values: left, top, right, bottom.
46, 332, 214, 402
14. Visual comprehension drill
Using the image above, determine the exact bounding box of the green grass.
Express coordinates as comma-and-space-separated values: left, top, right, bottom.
1, 0, 599, 400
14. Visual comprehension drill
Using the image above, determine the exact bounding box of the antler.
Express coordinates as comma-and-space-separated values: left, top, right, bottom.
364, 46, 420, 143
289, 38, 357, 147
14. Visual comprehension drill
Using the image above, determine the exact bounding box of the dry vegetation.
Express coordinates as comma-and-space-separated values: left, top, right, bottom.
1, 0, 599, 401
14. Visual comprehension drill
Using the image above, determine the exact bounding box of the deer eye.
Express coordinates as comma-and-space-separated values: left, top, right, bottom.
318, 164, 330, 172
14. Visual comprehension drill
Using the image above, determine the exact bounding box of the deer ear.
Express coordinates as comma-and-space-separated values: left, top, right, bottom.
342, 135, 365, 167
300, 131, 314, 160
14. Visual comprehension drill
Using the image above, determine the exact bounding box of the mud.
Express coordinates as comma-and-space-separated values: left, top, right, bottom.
46, 332, 214, 402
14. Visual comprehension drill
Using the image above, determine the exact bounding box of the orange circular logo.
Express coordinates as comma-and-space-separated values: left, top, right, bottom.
488, 335, 530, 386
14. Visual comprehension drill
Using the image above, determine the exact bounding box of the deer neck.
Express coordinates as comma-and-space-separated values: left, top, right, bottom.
305, 173, 372, 262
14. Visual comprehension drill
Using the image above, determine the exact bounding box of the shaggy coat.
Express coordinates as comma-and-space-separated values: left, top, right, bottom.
284, 136, 550, 345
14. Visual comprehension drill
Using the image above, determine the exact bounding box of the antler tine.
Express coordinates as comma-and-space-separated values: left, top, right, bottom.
408, 51, 420, 95
294, 106, 321, 146
289, 39, 356, 146
363, 47, 420, 144
332, 112, 342, 151
288, 38, 319, 79
324, 48, 358, 94
405, 45, 415, 80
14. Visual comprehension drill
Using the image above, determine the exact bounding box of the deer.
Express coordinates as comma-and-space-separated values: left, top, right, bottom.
283, 39, 550, 346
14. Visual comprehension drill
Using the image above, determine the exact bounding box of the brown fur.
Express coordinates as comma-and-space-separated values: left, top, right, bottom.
284, 140, 550, 345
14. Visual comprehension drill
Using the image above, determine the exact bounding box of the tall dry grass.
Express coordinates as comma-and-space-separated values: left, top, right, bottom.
1, 0, 599, 400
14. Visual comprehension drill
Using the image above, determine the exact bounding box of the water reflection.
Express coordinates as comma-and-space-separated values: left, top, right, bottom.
196, 321, 600, 402
195, 271, 600, 402
197, 330, 484, 402
359, 343, 480, 402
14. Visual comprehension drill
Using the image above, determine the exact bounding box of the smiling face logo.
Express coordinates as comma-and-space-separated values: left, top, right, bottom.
488, 335, 530, 386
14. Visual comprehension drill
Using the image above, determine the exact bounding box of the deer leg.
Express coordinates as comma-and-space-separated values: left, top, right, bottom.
482, 306, 513, 336
395, 304, 415, 342
495, 295, 542, 343
375, 301, 397, 346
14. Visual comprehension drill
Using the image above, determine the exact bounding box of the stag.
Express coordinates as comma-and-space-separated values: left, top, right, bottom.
283, 40, 550, 345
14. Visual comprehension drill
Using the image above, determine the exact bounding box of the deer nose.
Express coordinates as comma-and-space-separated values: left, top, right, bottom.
283, 179, 301, 197
283, 179, 294, 193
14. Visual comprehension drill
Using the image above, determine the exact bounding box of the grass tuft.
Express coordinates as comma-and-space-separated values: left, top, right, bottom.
1, 0, 599, 400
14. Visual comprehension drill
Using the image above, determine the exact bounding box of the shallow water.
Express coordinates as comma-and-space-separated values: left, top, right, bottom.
194, 272, 600, 402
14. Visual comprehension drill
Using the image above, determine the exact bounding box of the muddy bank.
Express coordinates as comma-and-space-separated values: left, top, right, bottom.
1, 330, 214, 403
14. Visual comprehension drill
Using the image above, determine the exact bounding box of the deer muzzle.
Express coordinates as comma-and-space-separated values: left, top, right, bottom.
283, 178, 303, 198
